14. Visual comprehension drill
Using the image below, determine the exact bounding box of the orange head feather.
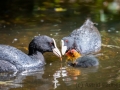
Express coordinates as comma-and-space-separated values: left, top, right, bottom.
66, 49, 81, 63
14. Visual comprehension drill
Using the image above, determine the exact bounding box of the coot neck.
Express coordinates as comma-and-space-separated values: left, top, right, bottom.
28, 49, 44, 56
28, 44, 45, 55
28, 51, 45, 61
28, 51, 46, 66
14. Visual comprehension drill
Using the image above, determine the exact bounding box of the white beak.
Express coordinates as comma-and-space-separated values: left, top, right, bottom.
52, 38, 61, 58
61, 40, 67, 55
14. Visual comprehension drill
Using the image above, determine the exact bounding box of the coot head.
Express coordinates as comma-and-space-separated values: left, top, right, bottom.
61, 36, 75, 55
28, 35, 61, 58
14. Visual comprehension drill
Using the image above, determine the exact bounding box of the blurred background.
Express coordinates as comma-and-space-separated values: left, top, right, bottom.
0, 0, 120, 52
0, 0, 120, 28
0, 0, 120, 90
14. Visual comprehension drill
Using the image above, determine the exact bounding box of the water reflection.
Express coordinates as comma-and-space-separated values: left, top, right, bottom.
0, 66, 45, 90
0, 0, 120, 89
52, 62, 99, 89
0, 34, 120, 90
0, 20, 119, 90
0, 61, 99, 90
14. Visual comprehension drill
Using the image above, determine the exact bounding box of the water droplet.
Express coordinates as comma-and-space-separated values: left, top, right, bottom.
58, 29, 61, 31
12, 38, 18, 43
56, 33, 58, 35
116, 31, 119, 33
41, 19, 44, 22
108, 30, 111, 32
34, 36, 37, 37
53, 24, 58, 26
14, 38, 18, 41
3, 25, 6, 28
50, 63, 52, 66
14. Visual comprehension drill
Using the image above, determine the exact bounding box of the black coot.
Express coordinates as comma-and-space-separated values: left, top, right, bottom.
61, 19, 101, 67
0, 35, 61, 73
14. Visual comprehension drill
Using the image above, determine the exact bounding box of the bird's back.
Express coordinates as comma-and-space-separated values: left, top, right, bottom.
0, 45, 42, 70
70, 19, 101, 55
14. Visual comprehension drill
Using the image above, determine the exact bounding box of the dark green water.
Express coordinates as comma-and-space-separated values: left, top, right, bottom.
0, 0, 120, 90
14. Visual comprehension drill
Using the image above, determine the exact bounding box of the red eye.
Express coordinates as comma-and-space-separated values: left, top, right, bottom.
50, 42, 54, 46
65, 40, 68, 42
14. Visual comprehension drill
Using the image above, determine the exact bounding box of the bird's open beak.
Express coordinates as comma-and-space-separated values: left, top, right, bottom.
61, 40, 67, 55
52, 38, 62, 61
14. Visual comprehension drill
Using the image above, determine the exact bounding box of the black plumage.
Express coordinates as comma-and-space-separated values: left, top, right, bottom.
0, 35, 61, 73
61, 19, 101, 67
69, 55, 99, 68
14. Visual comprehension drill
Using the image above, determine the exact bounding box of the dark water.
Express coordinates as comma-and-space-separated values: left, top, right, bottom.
0, 0, 120, 90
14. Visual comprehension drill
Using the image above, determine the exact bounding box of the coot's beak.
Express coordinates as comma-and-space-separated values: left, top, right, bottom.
52, 38, 62, 61
61, 40, 67, 55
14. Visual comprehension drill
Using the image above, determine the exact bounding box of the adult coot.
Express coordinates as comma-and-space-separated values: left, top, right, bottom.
0, 35, 61, 73
61, 19, 101, 67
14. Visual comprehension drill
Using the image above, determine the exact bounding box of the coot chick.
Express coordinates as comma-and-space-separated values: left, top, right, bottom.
66, 49, 99, 67
0, 35, 61, 73
69, 55, 99, 68
61, 19, 101, 67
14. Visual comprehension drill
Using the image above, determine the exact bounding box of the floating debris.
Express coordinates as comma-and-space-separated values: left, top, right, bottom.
50, 63, 52, 66
116, 31, 119, 33
12, 38, 18, 43
40, 19, 44, 22
50, 34, 53, 36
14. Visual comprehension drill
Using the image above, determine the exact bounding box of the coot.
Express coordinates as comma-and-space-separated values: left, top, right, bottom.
0, 35, 61, 73
61, 19, 101, 67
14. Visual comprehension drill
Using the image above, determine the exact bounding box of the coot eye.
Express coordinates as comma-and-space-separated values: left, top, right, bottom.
50, 42, 54, 46
65, 40, 68, 43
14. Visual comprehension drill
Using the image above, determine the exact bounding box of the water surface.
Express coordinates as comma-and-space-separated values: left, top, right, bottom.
0, 0, 120, 90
